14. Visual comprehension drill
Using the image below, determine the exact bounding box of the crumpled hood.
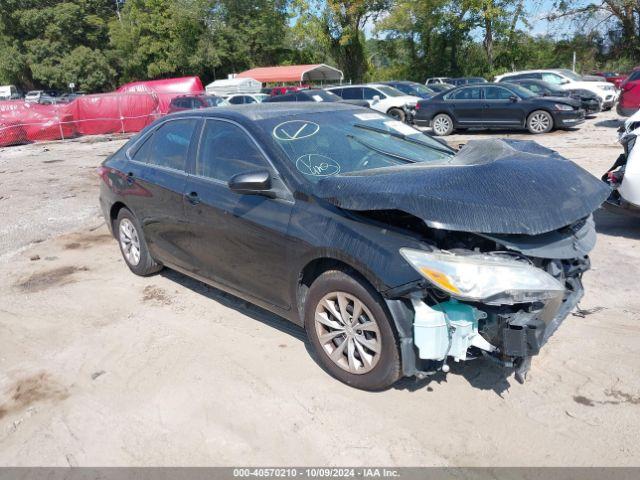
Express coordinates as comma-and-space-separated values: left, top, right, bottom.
315, 139, 610, 235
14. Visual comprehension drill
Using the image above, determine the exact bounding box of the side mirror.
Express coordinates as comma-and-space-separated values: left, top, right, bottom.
372, 95, 381, 104
228, 170, 273, 197
509, 95, 519, 103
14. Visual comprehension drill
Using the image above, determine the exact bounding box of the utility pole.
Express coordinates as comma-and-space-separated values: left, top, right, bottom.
572, 51, 576, 72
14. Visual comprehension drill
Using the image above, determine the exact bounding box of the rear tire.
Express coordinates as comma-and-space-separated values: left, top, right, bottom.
115, 208, 162, 276
304, 270, 401, 391
387, 108, 406, 122
432, 113, 454, 136
527, 110, 553, 134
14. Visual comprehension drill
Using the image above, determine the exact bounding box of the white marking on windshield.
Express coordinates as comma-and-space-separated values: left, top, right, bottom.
273, 120, 320, 141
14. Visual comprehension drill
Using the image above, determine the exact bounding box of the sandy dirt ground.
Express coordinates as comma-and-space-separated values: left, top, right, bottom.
0, 110, 639, 466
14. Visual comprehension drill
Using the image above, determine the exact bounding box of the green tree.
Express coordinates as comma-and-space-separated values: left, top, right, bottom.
0, 0, 117, 91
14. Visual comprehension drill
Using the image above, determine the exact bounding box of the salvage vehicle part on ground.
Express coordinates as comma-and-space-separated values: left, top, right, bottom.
414, 82, 585, 136
98, 103, 609, 390
603, 109, 640, 215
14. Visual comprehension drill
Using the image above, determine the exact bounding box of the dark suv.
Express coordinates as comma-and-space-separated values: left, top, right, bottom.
98, 103, 608, 390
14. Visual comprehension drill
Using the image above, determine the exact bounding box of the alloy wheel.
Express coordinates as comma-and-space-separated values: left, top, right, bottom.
529, 113, 550, 133
119, 218, 141, 266
433, 116, 451, 135
314, 292, 382, 374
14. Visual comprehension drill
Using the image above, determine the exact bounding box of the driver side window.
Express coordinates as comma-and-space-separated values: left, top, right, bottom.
197, 120, 269, 182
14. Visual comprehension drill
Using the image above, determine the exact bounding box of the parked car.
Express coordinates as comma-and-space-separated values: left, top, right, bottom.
58, 92, 87, 103
264, 89, 369, 107
0, 85, 20, 100
326, 84, 420, 122
449, 77, 487, 86
167, 94, 226, 113
618, 68, 640, 116
98, 102, 609, 389
414, 82, 584, 136
225, 93, 269, 105
603, 109, 640, 215
379, 81, 437, 99
427, 83, 455, 93
495, 69, 617, 110
505, 79, 601, 116
426, 77, 453, 85
591, 71, 627, 89
25, 90, 59, 104
260, 87, 273, 95
270, 86, 307, 96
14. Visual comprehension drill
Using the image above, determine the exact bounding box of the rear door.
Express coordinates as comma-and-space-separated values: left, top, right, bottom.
182, 118, 294, 309
124, 118, 200, 269
447, 86, 484, 124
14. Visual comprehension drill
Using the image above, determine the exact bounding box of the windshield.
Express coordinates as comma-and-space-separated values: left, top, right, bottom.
307, 90, 341, 102
507, 84, 536, 99
264, 110, 454, 183
375, 86, 405, 97
557, 69, 582, 81
399, 83, 434, 95
254, 94, 269, 102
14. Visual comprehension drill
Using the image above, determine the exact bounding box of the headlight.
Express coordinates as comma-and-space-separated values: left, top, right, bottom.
554, 103, 573, 111
400, 248, 565, 304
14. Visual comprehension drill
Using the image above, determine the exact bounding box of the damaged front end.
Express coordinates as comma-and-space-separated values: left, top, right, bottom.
385, 217, 594, 383
316, 139, 609, 383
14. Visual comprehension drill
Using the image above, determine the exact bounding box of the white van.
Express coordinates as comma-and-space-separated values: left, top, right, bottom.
0, 85, 19, 100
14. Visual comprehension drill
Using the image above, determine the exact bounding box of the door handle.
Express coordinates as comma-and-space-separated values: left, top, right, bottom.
126, 172, 135, 184
185, 191, 200, 205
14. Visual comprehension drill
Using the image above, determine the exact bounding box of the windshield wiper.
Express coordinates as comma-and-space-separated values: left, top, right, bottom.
353, 123, 455, 155
346, 134, 416, 164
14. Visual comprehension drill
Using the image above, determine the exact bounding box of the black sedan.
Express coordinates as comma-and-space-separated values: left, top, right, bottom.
504, 79, 601, 116
414, 83, 585, 135
99, 103, 608, 390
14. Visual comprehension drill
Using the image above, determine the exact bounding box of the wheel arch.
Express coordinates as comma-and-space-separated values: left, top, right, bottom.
109, 201, 129, 235
295, 255, 387, 325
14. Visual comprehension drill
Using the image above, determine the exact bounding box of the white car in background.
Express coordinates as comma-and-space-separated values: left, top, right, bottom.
325, 84, 421, 122
495, 69, 617, 110
224, 93, 269, 105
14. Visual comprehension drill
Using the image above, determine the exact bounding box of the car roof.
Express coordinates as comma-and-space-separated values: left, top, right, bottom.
168, 101, 362, 122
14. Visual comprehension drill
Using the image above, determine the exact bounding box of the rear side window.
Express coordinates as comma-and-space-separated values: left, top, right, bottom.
228, 96, 244, 105
484, 86, 513, 100
197, 120, 269, 181
138, 119, 197, 171
449, 87, 482, 100
341, 88, 363, 100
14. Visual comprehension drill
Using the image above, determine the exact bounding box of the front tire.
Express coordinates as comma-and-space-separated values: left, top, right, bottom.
432, 113, 454, 136
387, 108, 406, 122
527, 110, 553, 134
304, 270, 401, 391
115, 208, 162, 276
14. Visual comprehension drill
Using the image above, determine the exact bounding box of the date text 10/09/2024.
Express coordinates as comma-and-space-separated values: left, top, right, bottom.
233, 468, 400, 478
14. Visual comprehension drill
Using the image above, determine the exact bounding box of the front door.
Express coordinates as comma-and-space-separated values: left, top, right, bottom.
481, 85, 525, 126
182, 119, 294, 309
